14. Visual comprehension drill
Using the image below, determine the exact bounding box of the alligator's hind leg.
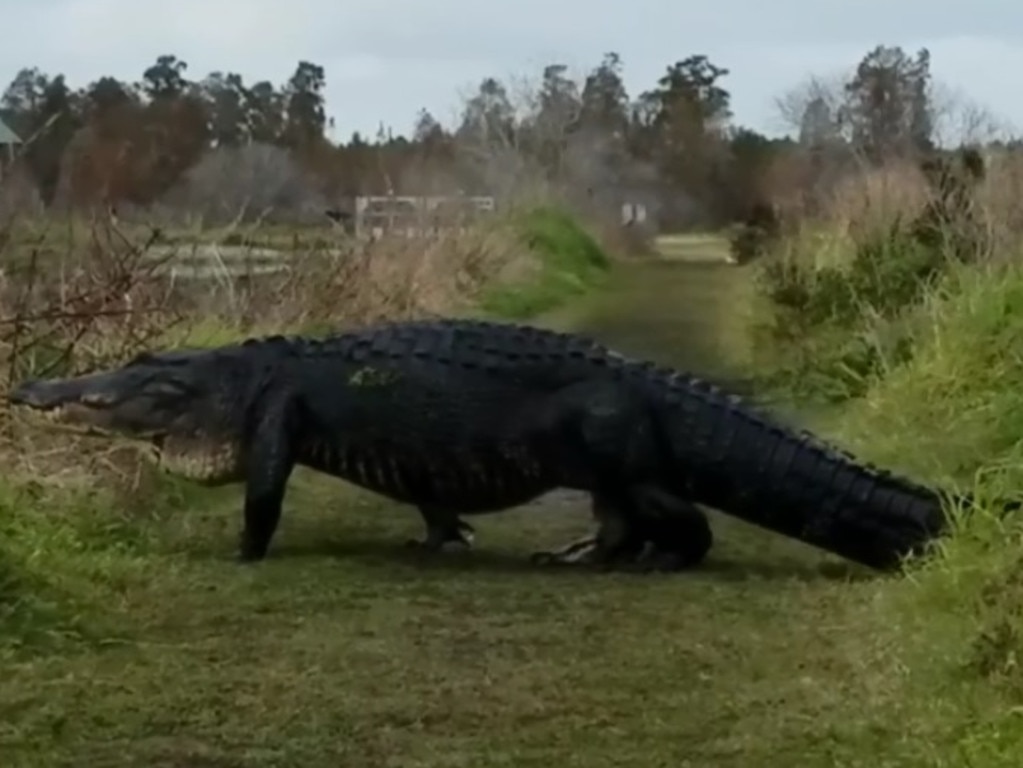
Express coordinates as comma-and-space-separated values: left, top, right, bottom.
630, 487, 713, 571
530, 491, 644, 570
531, 533, 598, 564
531, 487, 713, 572
530, 378, 700, 571
405, 505, 475, 551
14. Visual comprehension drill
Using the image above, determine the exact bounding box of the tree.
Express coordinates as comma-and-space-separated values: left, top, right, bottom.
82, 76, 138, 122
723, 127, 789, 216
413, 109, 445, 145
639, 55, 731, 137
141, 55, 189, 102
281, 61, 327, 149
245, 81, 285, 144
525, 64, 581, 177
774, 74, 845, 140
1, 67, 50, 137
29, 75, 81, 205
411, 108, 453, 164
1, 69, 83, 206
202, 71, 249, 147
457, 77, 516, 148
799, 97, 839, 147
841, 45, 934, 161
61, 77, 142, 206
579, 52, 630, 135
633, 55, 733, 226
559, 53, 635, 216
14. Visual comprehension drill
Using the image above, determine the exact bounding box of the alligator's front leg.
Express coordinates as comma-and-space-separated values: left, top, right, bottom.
238, 394, 298, 562
405, 506, 475, 551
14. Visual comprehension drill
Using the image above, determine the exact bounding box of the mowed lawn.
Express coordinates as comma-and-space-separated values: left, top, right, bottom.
2, 473, 903, 768
0, 254, 959, 767
653, 232, 735, 264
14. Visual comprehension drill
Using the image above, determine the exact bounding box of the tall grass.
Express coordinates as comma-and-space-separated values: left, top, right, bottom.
748, 149, 1023, 764
749, 149, 1007, 404
479, 205, 611, 318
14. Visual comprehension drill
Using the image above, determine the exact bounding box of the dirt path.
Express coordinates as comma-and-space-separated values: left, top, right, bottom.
3, 253, 911, 768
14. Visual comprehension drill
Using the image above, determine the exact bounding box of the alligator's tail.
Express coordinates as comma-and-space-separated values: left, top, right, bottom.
652, 379, 1013, 571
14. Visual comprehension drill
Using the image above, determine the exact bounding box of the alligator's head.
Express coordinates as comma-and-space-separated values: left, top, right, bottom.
8, 347, 262, 486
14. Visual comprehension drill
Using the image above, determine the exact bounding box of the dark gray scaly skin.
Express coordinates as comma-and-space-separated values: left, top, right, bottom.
5, 318, 978, 572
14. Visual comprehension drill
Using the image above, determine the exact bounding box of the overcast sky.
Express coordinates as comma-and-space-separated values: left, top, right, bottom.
2, 0, 1021, 141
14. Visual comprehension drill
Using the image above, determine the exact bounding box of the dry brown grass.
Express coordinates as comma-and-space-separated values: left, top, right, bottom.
0, 206, 551, 491
764, 150, 1023, 275
975, 148, 1023, 257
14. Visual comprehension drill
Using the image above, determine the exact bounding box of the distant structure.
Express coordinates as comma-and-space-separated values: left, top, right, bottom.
0, 117, 21, 183
621, 202, 648, 226
354, 194, 496, 240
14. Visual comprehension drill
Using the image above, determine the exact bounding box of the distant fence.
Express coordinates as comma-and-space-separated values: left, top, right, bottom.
354, 194, 496, 240
140, 244, 304, 281
133, 194, 500, 281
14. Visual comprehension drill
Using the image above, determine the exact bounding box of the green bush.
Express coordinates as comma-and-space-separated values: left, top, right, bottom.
480, 205, 611, 319
751, 223, 942, 403
751, 149, 990, 405
728, 202, 781, 265
808, 262, 1023, 762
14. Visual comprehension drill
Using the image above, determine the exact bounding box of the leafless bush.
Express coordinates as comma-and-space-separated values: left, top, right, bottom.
0, 193, 551, 488
0, 162, 44, 219
163, 143, 328, 226
0, 215, 184, 479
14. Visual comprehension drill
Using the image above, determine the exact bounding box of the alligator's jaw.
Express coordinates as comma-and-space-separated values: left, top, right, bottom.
13, 404, 244, 486
156, 433, 245, 486
11, 401, 149, 439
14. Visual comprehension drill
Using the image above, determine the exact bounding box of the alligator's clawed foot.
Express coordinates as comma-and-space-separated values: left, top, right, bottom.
236, 533, 268, 564
530, 535, 601, 567
403, 537, 474, 552
610, 543, 694, 573
404, 521, 476, 552
531, 535, 701, 573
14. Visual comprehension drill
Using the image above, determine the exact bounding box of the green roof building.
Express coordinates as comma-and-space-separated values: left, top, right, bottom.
0, 117, 20, 183
0, 116, 20, 146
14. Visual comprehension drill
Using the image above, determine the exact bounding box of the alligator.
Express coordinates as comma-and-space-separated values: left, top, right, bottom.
7, 317, 975, 572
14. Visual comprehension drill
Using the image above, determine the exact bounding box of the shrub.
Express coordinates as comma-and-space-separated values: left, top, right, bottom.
751, 148, 993, 404
479, 204, 610, 318
817, 263, 1023, 752
728, 202, 781, 265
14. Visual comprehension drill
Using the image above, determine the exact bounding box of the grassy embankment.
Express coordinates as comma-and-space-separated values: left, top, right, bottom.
731, 172, 1023, 766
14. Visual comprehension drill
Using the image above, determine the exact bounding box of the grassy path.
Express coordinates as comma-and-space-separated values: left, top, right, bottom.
2, 251, 931, 767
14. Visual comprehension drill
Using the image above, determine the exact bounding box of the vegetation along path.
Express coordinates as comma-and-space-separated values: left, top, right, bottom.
0, 240, 983, 767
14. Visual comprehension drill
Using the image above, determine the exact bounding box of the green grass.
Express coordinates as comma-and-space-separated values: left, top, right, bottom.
0, 466, 916, 768
653, 232, 733, 263
479, 206, 611, 319
5, 245, 1023, 766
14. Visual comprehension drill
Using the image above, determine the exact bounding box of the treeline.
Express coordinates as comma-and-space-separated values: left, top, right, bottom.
0, 45, 1015, 228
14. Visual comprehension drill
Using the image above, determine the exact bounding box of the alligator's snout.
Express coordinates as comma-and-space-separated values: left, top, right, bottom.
8, 378, 52, 408
7, 377, 112, 411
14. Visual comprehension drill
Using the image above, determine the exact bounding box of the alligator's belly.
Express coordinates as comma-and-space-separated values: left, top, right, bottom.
297, 440, 559, 511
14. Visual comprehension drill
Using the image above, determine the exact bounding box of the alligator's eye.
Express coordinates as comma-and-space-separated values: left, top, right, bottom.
146, 381, 189, 398
80, 392, 113, 406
